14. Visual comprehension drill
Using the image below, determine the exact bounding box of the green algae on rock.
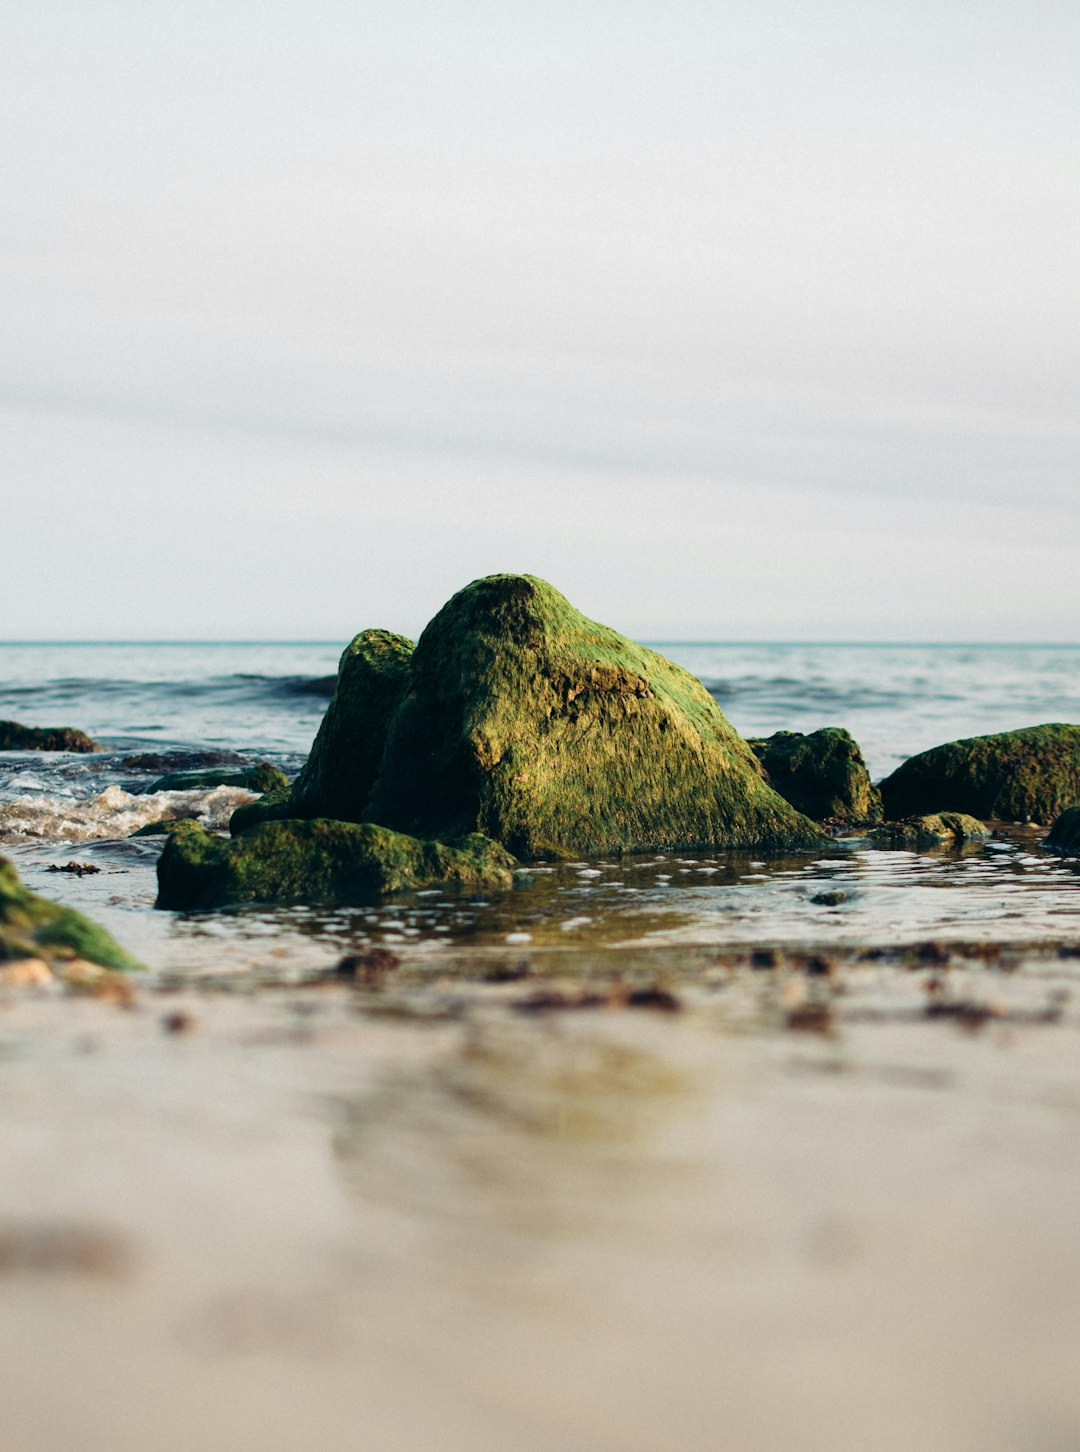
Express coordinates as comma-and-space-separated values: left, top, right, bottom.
869, 813, 991, 848
146, 763, 288, 794
879, 724, 1080, 823
748, 728, 882, 822
363, 575, 821, 857
156, 819, 517, 910
0, 721, 99, 753
0, 855, 144, 972
1045, 808, 1080, 856
229, 630, 414, 835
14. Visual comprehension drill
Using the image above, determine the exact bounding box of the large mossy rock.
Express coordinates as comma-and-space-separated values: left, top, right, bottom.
230, 629, 414, 835
879, 724, 1080, 823
1045, 808, 1080, 855
0, 721, 99, 753
748, 728, 882, 822
146, 763, 288, 794
0, 856, 144, 971
156, 820, 517, 909
363, 575, 821, 856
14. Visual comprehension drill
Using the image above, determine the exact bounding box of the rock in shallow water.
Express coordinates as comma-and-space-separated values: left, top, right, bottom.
0, 720, 99, 753
869, 813, 990, 848
1045, 808, 1080, 855
879, 724, 1080, 822
748, 728, 882, 822
155, 820, 518, 909
146, 763, 288, 794
0, 855, 144, 972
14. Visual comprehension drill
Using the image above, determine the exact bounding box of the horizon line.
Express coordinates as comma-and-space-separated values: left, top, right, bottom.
2, 638, 1079, 649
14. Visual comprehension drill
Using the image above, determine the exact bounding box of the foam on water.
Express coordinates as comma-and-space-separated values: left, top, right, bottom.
0, 784, 254, 843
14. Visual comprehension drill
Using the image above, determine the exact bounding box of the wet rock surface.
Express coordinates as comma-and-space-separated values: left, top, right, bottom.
880, 723, 1080, 822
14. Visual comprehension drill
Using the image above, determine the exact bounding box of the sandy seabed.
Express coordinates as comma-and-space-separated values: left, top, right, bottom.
1, 950, 1079, 1452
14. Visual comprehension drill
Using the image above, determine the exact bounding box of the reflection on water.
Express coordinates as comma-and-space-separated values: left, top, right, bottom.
6, 826, 1080, 977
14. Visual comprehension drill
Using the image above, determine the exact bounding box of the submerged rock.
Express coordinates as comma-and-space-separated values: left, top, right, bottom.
0, 721, 99, 753
0, 855, 144, 972
869, 813, 990, 848
362, 575, 821, 856
146, 763, 288, 794
748, 728, 882, 822
879, 724, 1080, 823
155, 819, 517, 909
1045, 808, 1080, 855
230, 630, 414, 835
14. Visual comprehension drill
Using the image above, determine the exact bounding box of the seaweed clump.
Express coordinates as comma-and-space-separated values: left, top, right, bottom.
155, 820, 516, 909
0, 721, 99, 753
748, 727, 882, 822
879, 724, 1080, 822
0, 855, 144, 972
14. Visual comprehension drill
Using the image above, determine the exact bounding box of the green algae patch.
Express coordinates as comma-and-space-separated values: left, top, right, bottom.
879, 725, 1080, 824
749, 728, 882, 822
146, 763, 288, 794
228, 630, 415, 835
0, 721, 99, 753
364, 575, 822, 857
869, 813, 991, 848
1045, 808, 1080, 856
0, 855, 145, 972
156, 820, 517, 910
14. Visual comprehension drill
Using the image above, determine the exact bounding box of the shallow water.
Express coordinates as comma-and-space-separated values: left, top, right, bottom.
3, 639, 1080, 972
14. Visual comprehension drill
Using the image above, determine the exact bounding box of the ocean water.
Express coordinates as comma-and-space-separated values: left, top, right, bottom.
2, 639, 1079, 972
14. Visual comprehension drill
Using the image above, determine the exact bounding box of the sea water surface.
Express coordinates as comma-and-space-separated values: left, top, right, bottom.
2, 639, 1080, 973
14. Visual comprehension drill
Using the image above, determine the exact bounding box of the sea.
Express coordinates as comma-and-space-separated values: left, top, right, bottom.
2, 639, 1080, 973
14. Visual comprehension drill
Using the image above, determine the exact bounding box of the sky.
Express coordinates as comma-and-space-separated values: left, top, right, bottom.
2, 0, 1078, 641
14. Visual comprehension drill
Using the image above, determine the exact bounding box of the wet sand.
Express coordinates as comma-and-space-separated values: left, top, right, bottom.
2, 948, 1080, 1452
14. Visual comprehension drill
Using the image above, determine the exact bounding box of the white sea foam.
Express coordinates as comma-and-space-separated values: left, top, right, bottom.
0, 784, 255, 843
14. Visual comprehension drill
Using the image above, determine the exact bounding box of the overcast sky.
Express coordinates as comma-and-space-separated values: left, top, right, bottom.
3, 0, 1077, 640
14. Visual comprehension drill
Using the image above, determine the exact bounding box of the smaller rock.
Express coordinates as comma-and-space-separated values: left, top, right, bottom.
0, 721, 99, 753
748, 728, 882, 822
869, 813, 990, 848
156, 819, 518, 909
145, 763, 288, 794
1045, 807, 1080, 856
130, 817, 203, 838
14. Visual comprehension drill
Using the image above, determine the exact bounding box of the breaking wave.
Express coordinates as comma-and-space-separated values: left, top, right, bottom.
0, 784, 255, 844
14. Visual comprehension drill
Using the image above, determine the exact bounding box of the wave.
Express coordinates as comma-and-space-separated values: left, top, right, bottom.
0, 784, 255, 843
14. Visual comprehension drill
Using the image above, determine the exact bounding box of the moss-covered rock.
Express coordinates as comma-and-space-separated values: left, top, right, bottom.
1044, 808, 1080, 855
229, 787, 294, 835
130, 817, 203, 838
879, 724, 1080, 823
0, 720, 99, 753
869, 813, 990, 848
228, 630, 415, 835
362, 575, 821, 856
748, 728, 882, 822
146, 762, 288, 794
156, 819, 517, 909
0, 855, 144, 971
